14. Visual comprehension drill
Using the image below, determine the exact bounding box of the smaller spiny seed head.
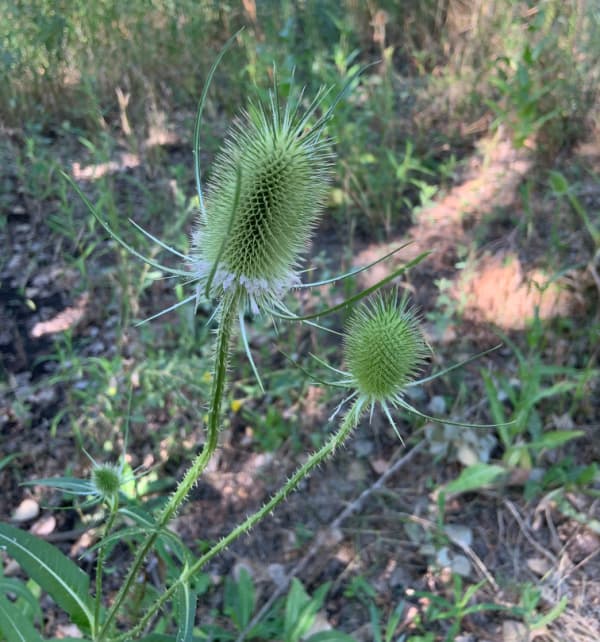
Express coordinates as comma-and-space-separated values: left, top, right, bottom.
344, 293, 429, 401
91, 464, 122, 498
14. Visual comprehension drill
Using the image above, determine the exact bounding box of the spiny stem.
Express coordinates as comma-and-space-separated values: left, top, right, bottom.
98, 293, 239, 640
93, 496, 118, 637
115, 403, 361, 640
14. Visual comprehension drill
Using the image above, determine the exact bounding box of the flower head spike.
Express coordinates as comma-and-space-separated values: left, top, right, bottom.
189, 87, 333, 315
20, 454, 142, 510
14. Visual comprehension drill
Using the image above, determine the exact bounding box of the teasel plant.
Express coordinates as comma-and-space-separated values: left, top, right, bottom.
57, 31, 426, 637
0, 32, 506, 642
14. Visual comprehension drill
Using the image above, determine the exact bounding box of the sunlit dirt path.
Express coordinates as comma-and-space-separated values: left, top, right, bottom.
354, 138, 576, 330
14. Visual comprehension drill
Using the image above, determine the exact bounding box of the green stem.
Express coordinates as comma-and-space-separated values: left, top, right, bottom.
115, 403, 361, 641
93, 495, 119, 637
98, 293, 239, 640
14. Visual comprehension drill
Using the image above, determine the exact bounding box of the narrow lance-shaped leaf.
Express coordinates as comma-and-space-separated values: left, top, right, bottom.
271, 252, 432, 322
20, 477, 95, 496
0, 523, 94, 631
442, 464, 506, 496
0, 595, 44, 642
176, 578, 196, 642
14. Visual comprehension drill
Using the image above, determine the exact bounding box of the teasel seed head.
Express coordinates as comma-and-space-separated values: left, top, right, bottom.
344, 292, 430, 403
191, 90, 333, 314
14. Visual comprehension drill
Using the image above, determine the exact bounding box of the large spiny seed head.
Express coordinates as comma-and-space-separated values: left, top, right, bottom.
196, 97, 332, 289
344, 294, 429, 401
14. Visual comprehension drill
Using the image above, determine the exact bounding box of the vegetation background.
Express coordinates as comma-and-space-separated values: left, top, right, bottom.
1, 1, 599, 640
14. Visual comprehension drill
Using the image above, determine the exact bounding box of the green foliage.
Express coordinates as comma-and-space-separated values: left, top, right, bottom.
441, 463, 506, 496
414, 576, 506, 642
549, 170, 600, 249
0, 523, 95, 633
481, 324, 588, 469
0, 597, 45, 642
223, 569, 255, 633
513, 583, 568, 630
0, 0, 223, 128
485, 2, 598, 154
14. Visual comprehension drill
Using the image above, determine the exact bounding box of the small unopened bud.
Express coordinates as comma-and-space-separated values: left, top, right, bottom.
91, 464, 122, 499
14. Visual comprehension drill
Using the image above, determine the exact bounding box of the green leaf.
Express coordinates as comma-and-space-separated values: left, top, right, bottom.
548, 170, 569, 195
284, 579, 311, 639
0, 577, 43, 623
284, 580, 330, 642
531, 595, 568, 628
529, 430, 584, 450
384, 603, 404, 642
0, 523, 94, 630
176, 579, 196, 642
368, 602, 382, 642
481, 371, 507, 426
0, 454, 21, 474
443, 464, 505, 495
224, 568, 255, 630
0, 595, 44, 642
21, 477, 95, 496
306, 632, 357, 642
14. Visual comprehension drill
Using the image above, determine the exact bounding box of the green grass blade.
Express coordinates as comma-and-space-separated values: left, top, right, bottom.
176, 579, 196, 642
